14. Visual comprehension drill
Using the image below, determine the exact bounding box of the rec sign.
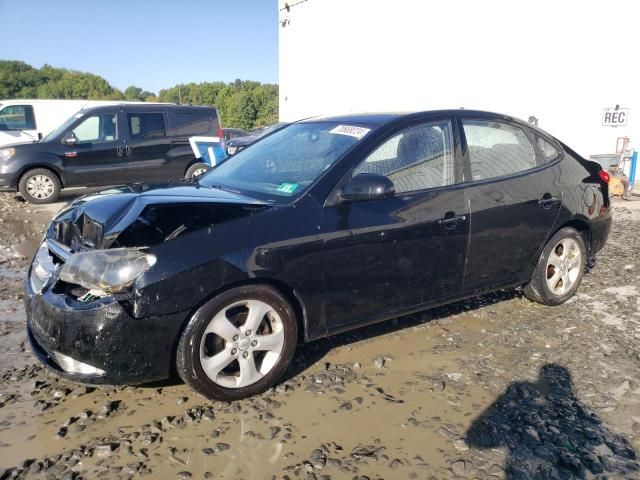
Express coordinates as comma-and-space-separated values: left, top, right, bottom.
602, 107, 629, 127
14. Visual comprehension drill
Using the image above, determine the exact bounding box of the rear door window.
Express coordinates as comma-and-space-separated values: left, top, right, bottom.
170, 113, 213, 136
462, 120, 537, 181
0, 105, 36, 130
128, 113, 166, 139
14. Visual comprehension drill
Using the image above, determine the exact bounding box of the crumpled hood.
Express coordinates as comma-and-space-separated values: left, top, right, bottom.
47, 182, 269, 251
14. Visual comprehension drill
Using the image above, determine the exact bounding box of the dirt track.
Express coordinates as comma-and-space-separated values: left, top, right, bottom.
1, 192, 639, 479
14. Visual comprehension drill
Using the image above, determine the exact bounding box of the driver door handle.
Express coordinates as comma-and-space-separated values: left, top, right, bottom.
116, 146, 124, 157
125, 145, 133, 157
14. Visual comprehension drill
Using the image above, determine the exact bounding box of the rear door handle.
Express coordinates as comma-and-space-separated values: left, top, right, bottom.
125, 145, 133, 157
116, 146, 124, 157
538, 194, 559, 209
438, 213, 467, 229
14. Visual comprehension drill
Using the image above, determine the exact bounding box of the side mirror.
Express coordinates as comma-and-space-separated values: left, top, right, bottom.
62, 132, 77, 146
340, 173, 395, 202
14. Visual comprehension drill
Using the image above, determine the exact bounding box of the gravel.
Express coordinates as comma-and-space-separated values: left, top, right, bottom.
0, 192, 639, 479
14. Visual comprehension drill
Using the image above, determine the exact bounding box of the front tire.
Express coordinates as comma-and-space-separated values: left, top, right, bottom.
185, 162, 210, 179
524, 227, 587, 306
18, 168, 61, 204
176, 285, 298, 401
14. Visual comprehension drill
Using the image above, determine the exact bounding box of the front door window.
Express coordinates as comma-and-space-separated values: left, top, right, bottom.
72, 114, 118, 144
354, 121, 456, 193
0, 105, 36, 130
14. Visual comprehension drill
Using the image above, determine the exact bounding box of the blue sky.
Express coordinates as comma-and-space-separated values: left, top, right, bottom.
0, 0, 278, 93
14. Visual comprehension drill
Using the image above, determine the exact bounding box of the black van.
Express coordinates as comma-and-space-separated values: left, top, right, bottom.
0, 104, 222, 203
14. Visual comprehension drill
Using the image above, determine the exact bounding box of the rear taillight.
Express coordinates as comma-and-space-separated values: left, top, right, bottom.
598, 170, 610, 184
217, 127, 224, 141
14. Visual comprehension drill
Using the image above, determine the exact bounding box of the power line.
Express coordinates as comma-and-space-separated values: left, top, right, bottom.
279, 0, 309, 12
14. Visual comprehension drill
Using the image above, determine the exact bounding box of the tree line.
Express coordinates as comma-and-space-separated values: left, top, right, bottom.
0, 60, 278, 129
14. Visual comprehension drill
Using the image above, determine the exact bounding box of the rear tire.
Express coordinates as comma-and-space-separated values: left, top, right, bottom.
176, 285, 298, 401
185, 162, 210, 179
18, 168, 61, 204
524, 227, 587, 306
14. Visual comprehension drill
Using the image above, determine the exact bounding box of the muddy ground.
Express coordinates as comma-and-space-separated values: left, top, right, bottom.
0, 191, 639, 480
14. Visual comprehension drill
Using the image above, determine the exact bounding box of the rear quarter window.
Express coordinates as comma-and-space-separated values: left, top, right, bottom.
534, 134, 561, 162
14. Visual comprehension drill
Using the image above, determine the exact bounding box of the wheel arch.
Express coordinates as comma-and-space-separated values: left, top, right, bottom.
525, 216, 593, 282
172, 277, 308, 357
18, 164, 65, 188
553, 216, 592, 256
184, 158, 204, 176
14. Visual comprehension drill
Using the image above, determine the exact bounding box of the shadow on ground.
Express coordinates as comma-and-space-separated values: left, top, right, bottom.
466, 363, 639, 479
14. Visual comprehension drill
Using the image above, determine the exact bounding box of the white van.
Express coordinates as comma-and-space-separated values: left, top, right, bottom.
0, 99, 163, 147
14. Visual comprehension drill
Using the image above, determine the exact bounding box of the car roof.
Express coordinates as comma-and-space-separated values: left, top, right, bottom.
77, 104, 217, 114
300, 109, 530, 127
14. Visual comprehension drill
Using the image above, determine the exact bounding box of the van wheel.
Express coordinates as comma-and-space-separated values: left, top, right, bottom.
176, 285, 298, 400
524, 227, 587, 306
185, 163, 210, 179
18, 168, 61, 204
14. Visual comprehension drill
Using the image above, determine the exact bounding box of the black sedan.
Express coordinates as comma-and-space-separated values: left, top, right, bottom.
25, 110, 612, 400
225, 122, 288, 155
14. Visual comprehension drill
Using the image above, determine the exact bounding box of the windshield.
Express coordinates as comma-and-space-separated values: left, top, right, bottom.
257, 122, 287, 137
198, 122, 373, 201
42, 112, 83, 142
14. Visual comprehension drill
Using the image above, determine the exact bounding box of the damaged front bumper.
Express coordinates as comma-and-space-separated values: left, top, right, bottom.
25, 259, 189, 385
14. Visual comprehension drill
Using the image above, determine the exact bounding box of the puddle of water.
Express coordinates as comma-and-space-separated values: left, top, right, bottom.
0, 217, 42, 260
0, 312, 509, 477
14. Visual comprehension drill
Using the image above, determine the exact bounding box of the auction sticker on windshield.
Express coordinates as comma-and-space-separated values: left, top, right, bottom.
276, 182, 299, 194
329, 125, 371, 139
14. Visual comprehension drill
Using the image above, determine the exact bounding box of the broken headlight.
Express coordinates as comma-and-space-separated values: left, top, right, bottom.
59, 248, 156, 294
30, 243, 56, 293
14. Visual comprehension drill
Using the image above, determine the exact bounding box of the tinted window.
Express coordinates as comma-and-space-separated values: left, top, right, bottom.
462, 120, 536, 181
535, 135, 560, 162
128, 113, 166, 139
0, 105, 36, 130
171, 113, 213, 136
72, 114, 117, 143
354, 121, 455, 193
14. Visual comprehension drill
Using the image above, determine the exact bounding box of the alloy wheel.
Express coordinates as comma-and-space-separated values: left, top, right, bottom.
199, 299, 285, 388
545, 238, 582, 296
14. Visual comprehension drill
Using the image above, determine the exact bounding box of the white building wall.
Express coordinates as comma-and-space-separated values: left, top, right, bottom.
278, 0, 639, 159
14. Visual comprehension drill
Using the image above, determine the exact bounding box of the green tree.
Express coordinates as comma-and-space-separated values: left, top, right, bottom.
124, 85, 154, 101
0, 60, 279, 128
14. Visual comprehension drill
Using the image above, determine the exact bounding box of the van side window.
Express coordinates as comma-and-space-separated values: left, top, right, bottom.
171, 113, 213, 136
462, 120, 537, 181
128, 113, 166, 139
72, 114, 117, 143
0, 105, 36, 131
